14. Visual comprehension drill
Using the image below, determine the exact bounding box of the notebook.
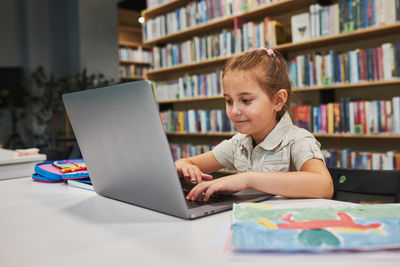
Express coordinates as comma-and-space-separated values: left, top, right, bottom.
62, 80, 273, 219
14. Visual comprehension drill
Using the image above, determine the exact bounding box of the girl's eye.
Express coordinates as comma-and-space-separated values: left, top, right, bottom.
225, 99, 233, 105
242, 99, 252, 104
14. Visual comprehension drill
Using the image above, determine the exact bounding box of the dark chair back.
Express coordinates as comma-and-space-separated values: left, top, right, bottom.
328, 168, 400, 203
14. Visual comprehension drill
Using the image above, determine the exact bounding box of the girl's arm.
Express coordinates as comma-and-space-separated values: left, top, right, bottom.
186, 158, 334, 201
175, 151, 225, 183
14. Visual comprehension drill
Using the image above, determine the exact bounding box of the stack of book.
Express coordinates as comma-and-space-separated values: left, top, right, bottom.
0, 148, 46, 180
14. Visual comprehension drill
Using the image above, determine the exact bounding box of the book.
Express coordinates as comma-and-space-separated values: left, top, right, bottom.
0, 148, 46, 180
67, 179, 94, 191
291, 12, 311, 43
293, 105, 311, 131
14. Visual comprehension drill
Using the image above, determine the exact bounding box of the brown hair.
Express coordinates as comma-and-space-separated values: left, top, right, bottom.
223, 48, 291, 120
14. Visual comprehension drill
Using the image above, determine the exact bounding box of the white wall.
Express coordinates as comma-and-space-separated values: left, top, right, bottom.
78, 0, 120, 80
0, 0, 23, 67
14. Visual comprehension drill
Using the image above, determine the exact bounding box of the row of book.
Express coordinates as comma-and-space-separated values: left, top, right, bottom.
323, 149, 400, 170
168, 142, 400, 170
152, 29, 233, 68
160, 109, 236, 133
143, 0, 282, 41
152, 17, 285, 69
292, 0, 400, 43
292, 97, 400, 135
153, 70, 223, 101
119, 65, 149, 78
119, 47, 153, 63
169, 143, 216, 162
288, 42, 400, 88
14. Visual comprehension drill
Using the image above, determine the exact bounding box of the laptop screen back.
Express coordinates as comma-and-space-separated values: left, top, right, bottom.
63, 81, 190, 218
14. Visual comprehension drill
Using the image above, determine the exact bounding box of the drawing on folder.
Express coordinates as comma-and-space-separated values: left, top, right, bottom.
231, 203, 400, 252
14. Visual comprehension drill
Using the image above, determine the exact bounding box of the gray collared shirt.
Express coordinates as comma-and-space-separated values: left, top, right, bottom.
213, 112, 324, 172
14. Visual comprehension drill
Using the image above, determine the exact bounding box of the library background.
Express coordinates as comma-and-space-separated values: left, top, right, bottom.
1, 0, 400, 199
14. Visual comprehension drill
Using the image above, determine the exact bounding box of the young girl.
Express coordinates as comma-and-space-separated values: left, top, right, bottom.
175, 48, 333, 201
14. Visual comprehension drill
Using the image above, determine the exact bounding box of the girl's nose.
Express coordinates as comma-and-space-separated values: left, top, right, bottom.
231, 103, 242, 115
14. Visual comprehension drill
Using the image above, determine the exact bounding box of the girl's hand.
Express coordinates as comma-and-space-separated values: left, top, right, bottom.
186, 173, 248, 201
175, 159, 213, 184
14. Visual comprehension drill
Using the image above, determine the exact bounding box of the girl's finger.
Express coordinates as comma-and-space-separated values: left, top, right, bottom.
189, 183, 209, 201
195, 169, 203, 184
202, 173, 213, 180
187, 168, 197, 183
204, 183, 219, 201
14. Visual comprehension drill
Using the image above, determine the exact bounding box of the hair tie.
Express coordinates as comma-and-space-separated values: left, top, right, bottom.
257, 47, 275, 56
267, 49, 275, 56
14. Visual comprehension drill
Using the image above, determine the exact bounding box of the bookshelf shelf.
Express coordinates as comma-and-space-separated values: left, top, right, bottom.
157, 95, 224, 104
166, 132, 235, 137
277, 22, 400, 53
119, 41, 152, 50
120, 60, 151, 66
147, 56, 229, 79
142, 0, 189, 21
293, 79, 400, 92
143, 0, 316, 46
314, 134, 400, 139
166, 132, 400, 140
119, 25, 142, 34
156, 79, 400, 104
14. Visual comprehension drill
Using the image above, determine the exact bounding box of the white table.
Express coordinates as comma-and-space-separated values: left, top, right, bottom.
1, 178, 399, 267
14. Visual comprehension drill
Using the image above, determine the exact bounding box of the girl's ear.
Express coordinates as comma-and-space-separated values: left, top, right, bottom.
274, 89, 288, 111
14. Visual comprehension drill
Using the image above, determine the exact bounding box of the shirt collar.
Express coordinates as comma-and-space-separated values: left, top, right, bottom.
257, 112, 293, 150
238, 112, 293, 153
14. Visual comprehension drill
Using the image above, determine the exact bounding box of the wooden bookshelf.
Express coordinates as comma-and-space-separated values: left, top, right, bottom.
142, 0, 400, 157
119, 41, 152, 50
118, 9, 151, 82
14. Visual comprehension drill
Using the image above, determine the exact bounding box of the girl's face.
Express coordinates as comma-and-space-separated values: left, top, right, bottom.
223, 70, 278, 145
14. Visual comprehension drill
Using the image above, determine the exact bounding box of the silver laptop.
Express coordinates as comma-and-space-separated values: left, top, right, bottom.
62, 81, 273, 219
